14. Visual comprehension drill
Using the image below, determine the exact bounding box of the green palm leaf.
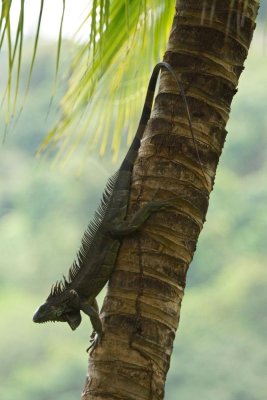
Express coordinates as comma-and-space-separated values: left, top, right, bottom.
44, 0, 174, 161
1, 0, 174, 159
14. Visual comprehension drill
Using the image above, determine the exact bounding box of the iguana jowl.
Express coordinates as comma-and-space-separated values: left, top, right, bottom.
33, 62, 205, 349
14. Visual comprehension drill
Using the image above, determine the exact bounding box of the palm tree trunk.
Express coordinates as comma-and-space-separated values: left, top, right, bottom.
83, 1, 259, 399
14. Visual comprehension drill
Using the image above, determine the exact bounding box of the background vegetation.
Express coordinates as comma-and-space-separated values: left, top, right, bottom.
1, 26, 267, 400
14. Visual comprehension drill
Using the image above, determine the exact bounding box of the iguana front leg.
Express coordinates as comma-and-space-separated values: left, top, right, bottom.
81, 298, 103, 352
108, 199, 175, 238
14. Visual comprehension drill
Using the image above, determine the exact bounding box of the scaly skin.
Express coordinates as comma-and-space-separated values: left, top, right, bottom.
33, 62, 203, 351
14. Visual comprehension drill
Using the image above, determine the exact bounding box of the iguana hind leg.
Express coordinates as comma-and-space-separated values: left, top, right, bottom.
109, 199, 175, 238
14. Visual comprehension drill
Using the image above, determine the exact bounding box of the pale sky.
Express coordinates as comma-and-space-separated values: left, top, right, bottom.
11, 0, 91, 41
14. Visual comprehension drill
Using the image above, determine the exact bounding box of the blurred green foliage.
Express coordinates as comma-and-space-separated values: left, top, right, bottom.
1, 32, 267, 399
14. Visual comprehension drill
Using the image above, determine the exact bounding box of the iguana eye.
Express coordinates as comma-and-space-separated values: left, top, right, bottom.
56, 310, 62, 317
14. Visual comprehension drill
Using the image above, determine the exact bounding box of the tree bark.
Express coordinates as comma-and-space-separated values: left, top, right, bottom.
83, 1, 259, 399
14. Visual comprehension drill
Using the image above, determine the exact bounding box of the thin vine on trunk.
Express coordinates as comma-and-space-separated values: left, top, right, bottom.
83, 1, 259, 399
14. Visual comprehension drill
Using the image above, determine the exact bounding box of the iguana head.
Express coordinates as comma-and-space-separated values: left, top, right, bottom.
33, 289, 82, 330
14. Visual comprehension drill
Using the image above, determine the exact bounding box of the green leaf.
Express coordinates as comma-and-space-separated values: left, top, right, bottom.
0, 0, 174, 159
43, 0, 174, 161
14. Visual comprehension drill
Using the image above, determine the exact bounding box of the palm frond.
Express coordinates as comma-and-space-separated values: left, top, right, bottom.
0, 0, 174, 158
41, 0, 174, 161
0, 0, 45, 126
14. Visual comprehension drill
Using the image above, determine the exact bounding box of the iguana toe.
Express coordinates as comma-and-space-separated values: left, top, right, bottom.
86, 331, 102, 353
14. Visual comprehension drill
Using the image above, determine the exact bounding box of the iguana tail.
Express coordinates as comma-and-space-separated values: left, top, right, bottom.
120, 61, 207, 186
120, 62, 165, 171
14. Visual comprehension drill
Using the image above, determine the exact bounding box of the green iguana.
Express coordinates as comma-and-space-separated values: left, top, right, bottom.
33, 62, 205, 350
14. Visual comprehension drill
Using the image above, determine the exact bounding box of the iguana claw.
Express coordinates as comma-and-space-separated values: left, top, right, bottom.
86, 331, 102, 353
